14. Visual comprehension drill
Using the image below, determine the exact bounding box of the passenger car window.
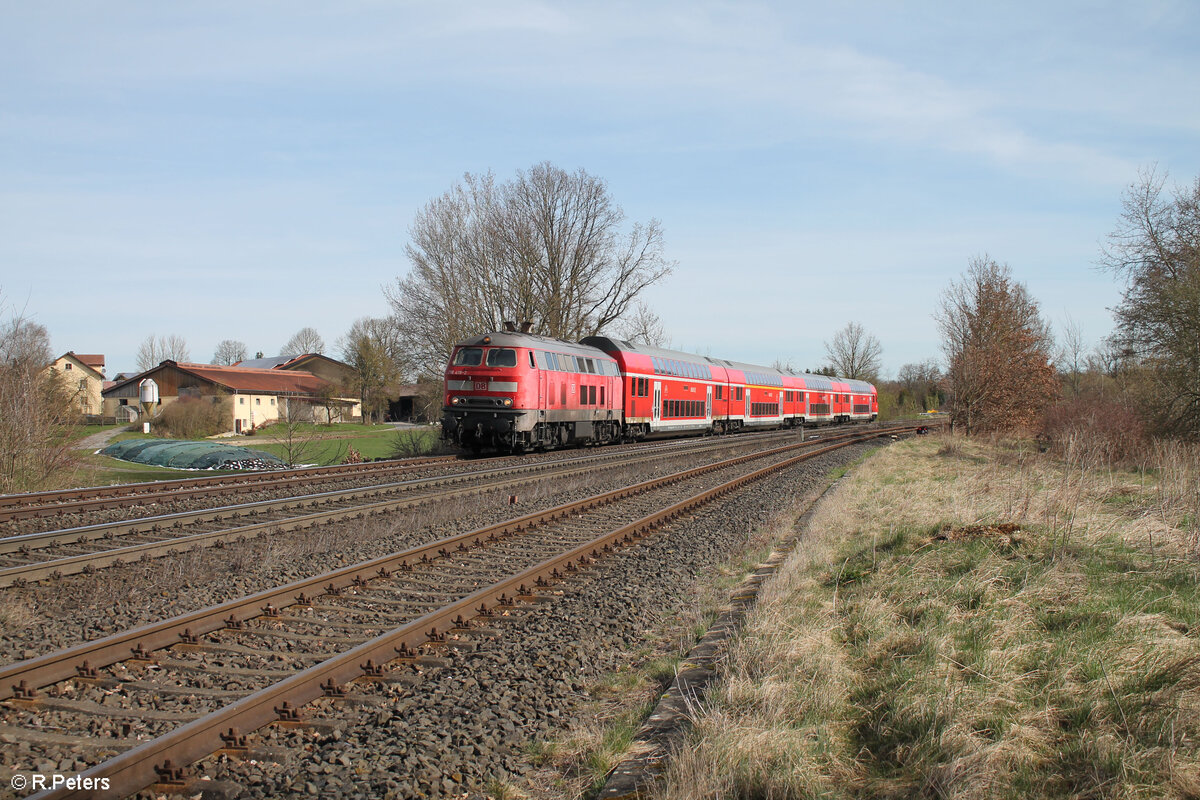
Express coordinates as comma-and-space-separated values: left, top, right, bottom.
453, 347, 483, 366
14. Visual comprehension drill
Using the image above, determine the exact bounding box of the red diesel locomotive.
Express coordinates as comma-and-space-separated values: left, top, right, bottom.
441, 329, 878, 452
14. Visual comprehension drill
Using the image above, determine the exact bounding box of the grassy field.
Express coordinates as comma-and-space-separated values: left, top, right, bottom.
650, 434, 1200, 799
235, 422, 441, 464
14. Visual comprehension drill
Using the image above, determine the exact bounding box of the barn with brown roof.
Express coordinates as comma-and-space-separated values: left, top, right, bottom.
102, 361, 361, 433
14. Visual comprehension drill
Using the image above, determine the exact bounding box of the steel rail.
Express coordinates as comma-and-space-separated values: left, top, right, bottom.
29, 426, 920, 800
0, 456, 458, 519
0, 425, 855, 521
0, 430, 832, 587
0, 434, 743, 550
0, 428, 908, 699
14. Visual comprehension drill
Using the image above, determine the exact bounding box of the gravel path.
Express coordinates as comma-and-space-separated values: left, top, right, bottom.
73, 427, 126, 452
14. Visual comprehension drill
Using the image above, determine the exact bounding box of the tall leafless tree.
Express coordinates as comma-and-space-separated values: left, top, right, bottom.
338, 317, 404, 424
823, 322, 883, 380
617, 301, 670, 347
0, 304, 77, 492
136, 333, 190, 371
936, 256, 1057, 434
281, 327, 325, 357
1056, 314, 1087, 398
387, 162, 674, 376
897, 360, 944, 411
1100, 167, 1200, 438
211, 339, 248, 366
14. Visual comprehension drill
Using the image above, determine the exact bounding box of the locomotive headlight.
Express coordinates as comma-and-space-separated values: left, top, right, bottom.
502, 398, 513, 407
450, 396, 461, 405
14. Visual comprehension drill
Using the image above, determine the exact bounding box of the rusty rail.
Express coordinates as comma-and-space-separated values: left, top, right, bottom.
0, 429, 832, 587
0, 455, 459, 520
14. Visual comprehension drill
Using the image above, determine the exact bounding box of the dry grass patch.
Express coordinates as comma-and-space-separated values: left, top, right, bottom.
518, 479, 846, 800
656, 434, 1200, 799
0, 596, 41, 631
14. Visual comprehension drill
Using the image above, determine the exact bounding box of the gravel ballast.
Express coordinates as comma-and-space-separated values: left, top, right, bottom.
188, 439, 888, 799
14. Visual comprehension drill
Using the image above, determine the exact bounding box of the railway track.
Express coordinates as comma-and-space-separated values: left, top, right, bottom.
1, 425, 921, 800
0, 430, 827, 588
0, 456, 457, 523
0, 430, 800, 529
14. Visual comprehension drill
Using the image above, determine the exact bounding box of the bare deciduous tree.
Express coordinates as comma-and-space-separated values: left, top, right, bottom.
281, 327, 325, 357
823, 322, 883, 380
338, 317, 404, 424
936, 256, 1057, 434
212, 339, 248, 366
1100, 167, 1200, 438
387, 162, 674, 376
273, 393, 349, 467
617, 301, 670, 347
897, 360, 944, 412
0, 305, 78, 492
772, 358, 798, 373
1057, 314, 1087, 398
136, 334, 190, 371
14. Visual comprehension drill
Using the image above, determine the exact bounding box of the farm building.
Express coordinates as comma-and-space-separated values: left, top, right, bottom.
102, 361, 361, 433
48, 352, 106, 417
233, 353, 358, 387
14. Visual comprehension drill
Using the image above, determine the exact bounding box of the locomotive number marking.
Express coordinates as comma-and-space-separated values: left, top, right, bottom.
474, 381, 489, 391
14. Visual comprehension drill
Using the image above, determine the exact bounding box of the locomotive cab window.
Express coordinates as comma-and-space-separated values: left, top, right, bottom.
453, 347, 483, 366
486, 349, 517, 367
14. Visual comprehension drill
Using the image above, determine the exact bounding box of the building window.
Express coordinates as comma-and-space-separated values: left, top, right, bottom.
64, 362, 72, 370
255, 398, 261, 405
270, 398, 276, 405
239, 397, 245, 405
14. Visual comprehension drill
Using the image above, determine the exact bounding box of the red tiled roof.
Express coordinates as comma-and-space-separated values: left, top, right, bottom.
53, 352, 105, 377
171, 362, 330, 394
73, 353, 105, 368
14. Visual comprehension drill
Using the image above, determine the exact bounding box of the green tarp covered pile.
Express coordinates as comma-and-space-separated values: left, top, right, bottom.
102, 439, 285, 470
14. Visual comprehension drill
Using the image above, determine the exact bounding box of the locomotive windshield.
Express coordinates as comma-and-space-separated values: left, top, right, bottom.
452, 347, 483, 366
485, 348, 517, 367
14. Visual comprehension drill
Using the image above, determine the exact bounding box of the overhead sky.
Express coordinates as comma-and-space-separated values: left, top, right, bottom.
2, 1, 1197, 378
